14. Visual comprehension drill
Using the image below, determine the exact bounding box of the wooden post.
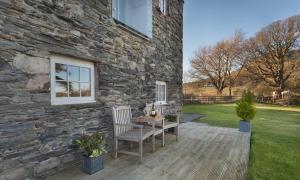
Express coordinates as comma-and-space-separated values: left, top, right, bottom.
152, 122, 155, 152
114, 138, 118, 159
139, 128, 143, 163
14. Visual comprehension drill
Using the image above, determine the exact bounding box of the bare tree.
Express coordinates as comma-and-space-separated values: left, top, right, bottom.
245, 15, 300, 96
190, 32, 245, 95
217, 31, 245, 96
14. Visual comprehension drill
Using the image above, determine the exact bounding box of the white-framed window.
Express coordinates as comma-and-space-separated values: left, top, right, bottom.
156, 81, 167, 104
50, 55, 95, 105
112, 0, 153, 38
159, 0, 167, 15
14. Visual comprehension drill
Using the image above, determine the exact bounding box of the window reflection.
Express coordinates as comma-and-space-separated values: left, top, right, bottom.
69, 65, 80, 82
81, 67, 90, 82
55, 63, 92, 98
81, 83, 91, 97
69, 82, 80, 97
56, 81, 68, 97
55, 64, 67, 81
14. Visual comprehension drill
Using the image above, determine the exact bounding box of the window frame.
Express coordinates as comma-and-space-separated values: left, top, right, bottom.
50, 55, 95, 105
159, 0, 168, 15
155, 81, 167, 105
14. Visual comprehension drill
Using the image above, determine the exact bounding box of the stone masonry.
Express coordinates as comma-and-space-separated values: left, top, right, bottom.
0, 0, 183, 179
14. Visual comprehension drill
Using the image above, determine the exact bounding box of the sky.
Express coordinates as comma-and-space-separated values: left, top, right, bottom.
183, 0, 300, 72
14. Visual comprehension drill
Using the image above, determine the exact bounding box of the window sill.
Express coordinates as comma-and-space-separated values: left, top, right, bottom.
114, 19, 151, 41
155, 101, 168, 105
51, 100, 96, 106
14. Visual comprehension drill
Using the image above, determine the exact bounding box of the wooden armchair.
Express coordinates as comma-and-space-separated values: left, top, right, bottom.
155, 104, 180, 141
112, 106, 154, 163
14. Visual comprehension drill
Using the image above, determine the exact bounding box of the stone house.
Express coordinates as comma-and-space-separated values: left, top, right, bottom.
0, 0, 183, 178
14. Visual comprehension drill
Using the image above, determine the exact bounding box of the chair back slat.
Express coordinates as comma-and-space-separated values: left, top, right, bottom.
112, 106, 133, 136
155, 104, 169, 116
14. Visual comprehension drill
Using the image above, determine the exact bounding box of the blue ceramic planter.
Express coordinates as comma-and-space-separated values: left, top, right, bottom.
239, 120, 251, 132
82, 155, 104, 175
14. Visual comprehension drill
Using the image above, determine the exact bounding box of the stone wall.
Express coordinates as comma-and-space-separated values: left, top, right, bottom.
0, 0, 183, 178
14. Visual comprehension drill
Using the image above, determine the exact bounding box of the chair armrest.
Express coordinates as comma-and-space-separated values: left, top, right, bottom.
115, 123, 143, 129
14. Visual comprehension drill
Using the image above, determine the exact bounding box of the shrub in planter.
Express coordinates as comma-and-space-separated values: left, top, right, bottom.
164, 115, 177, 133
164, 115, 177, 122
236, 90, 256, 132
241, 89, 255, 105
76, 132, 107, 175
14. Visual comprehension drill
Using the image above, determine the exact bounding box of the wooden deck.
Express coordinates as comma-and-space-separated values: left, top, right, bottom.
47, 122, 251, 180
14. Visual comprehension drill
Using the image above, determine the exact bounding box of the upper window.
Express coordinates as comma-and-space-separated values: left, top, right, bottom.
156, 81, 167, 104
112, 0, 153, 38
50, 55, 95, 105
159, 0, 167, 15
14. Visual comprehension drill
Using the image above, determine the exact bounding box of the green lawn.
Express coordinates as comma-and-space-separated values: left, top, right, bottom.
183, 103, 300, 180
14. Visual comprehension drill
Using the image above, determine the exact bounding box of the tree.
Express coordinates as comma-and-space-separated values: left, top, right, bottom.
217, 31, 245, 96
245, 15, 300, 97
190, 31, 245, 95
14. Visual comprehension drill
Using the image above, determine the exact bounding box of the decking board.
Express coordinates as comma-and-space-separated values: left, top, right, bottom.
47, 122, 250, 180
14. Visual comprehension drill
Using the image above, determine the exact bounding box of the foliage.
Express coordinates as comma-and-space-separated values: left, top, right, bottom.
241, 89, 255, 105
75, 132, 107, 158
236, 101, 256, 121
236, 90, 256, 121
244, 15, 300, 94
183, 104, 300, 180
164, 115, 177, 122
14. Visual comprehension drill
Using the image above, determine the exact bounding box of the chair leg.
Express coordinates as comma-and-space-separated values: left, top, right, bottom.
139, 140, 143, 163
129, 142, 134, 150
162, 131, 165, 147
115, 138, 118, 159
152, 135, 156, 152
176, 126, 179, 141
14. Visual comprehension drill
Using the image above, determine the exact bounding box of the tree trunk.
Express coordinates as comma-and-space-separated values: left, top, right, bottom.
217, 89, 223, 96
277, 83, 285, 99
229, 85, 232, 97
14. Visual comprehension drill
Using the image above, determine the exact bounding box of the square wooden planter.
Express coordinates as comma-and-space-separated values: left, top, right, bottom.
82, 155, 104, 175
239, 120, 251, 132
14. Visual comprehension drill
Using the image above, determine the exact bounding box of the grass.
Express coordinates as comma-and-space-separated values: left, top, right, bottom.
182, 103, 300, 180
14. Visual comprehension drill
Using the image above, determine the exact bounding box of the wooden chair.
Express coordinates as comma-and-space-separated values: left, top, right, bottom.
143, 103, 165, 148
155, 104, 180, 141
112, 106, 154, 163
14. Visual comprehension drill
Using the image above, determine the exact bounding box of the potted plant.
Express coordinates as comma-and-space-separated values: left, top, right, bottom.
75, 132, 107, 175
236, 90, 256, 132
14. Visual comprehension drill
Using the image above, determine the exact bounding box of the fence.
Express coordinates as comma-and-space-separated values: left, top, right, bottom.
256, 96, 300, 105
183, 95, 300, 105
183, 96, 241, 104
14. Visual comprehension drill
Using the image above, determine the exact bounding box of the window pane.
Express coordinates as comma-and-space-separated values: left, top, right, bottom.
164, 0, 167, 14
81, 83, 91, 97
113, 0, 152, 37
158, 85, 165, 101
156, 84, 159, 101
156, 84, 166, 102
161, 85, 166, 101
68, 65, 80, 82
69, 82, 80, 97
81, 67, 90, 82
55, 64, 67, 81
56, 81, 68, 97
160, 0, 164, 13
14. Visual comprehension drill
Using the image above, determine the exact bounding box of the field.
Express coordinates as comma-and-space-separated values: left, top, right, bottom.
183, 86, 246, 96
182, 103, 300, 180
